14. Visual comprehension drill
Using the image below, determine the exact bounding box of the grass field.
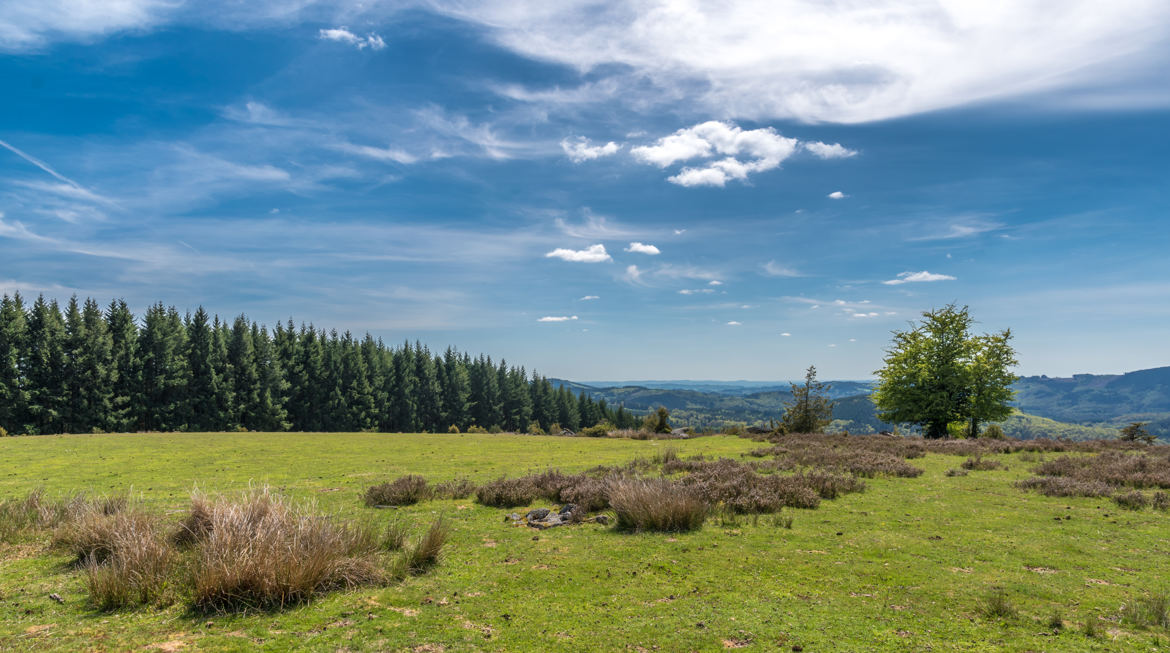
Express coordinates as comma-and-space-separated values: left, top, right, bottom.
1, 432, 1168, 651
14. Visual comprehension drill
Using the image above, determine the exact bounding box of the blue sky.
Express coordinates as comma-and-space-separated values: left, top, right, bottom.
1, 1, 1168, 380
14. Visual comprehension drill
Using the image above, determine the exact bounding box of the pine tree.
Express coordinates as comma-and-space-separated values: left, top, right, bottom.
388, 342, 417, 431
251, 323, 290, 431
73, 298, 114, 432
105, 300, 140, 432
781, 365, 834, 434
340, 332, 375, 431
227, 316, 260, 429
140, 304, 188, 431
0, 293, 29, 434
440, 346, 470, 430
24, 295, 67, 434
185, 307, 224, 431
413, 343, 442, 432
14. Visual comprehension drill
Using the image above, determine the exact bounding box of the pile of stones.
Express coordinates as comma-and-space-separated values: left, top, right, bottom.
503, 504, 610, 529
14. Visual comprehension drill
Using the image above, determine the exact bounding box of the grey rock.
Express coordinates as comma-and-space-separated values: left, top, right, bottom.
525, 508, 551, 521
558, 503, 577, 515
592, 514, 610, 525
504, 512, 522, 522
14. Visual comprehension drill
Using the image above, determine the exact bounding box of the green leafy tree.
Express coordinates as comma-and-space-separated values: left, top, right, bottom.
872, 304, 1017, 439
645, 405, 671, 433
781, 365, 834, 434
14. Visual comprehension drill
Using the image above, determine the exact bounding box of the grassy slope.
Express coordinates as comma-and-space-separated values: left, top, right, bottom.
0, 432, 1167, 652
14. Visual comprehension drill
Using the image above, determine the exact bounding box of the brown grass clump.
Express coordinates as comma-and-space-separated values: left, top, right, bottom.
364, 475, 433, 507
51, 499, 146, 565
393, 517, 450, 578
0, 489, 68, 541
84, 518, 174, 609
607, 478, 707, 533
1153, 492, 1170, 512
187, 488, 388, 612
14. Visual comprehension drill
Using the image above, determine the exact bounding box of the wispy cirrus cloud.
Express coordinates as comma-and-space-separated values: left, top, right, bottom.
762, 260, 801, 278
538, 315, 578, 322
804, 142, 858, 159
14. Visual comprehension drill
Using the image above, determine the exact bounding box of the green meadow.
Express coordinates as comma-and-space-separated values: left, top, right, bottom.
1, 432, 1167, 651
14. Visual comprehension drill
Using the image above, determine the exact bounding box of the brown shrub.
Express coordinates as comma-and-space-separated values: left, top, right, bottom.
961, 456, 1003, 471
433, 478, 477, 500
1016, 476, 1113, 498
1114, 491, 1150, 510
475, 476, 540, 508
607, 478, 707, 533
1153, 492, 1170, 512
749, 435, 924, 477
364, 475, 432, 507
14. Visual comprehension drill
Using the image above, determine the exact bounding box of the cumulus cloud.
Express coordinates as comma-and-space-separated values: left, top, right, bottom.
435, 1, 1170, 124
633, 121, 800, 187
827, 191, 847, 199
538, 315, 578, 322
780, 332, 791, 337
708, 280, 722, 286
545, 244, 611, 263
561, 137, 621, 162
625, 242, 660, 255
318, 27, 386, 50
762, 260, 801, 277
882, 271, 957, 285
622, 264, 643, 283
579, 295, 599, 300
726, 321, 742, 326
804, 142, 858, 159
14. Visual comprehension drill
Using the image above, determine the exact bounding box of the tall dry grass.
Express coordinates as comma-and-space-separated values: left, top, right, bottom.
607, 478, 707, 533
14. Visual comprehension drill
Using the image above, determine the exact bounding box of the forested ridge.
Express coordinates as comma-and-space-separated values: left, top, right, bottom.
0, 293, 640, 436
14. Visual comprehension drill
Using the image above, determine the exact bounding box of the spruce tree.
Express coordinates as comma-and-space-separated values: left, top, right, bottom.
73, 298, 114, 432
105, 300, 140, 432
251, 323, 290, 431
24, 296, 67, 434
0, 293, 29, 434
781, 365, 834, 434
227, 316, 260, 429
140, 304, 188, 431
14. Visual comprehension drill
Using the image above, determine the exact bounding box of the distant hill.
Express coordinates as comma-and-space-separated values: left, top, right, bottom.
1012, 366, 1170, 436
552, 367, 1170, 440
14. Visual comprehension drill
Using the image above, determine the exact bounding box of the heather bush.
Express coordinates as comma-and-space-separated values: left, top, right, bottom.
1114, 491, 1150, 510
433, 477, 477, 500
961, 456, 1003, 471
364, 475, 432, 507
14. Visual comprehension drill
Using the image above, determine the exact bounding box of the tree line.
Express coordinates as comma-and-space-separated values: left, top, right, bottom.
0, 294, 641, 436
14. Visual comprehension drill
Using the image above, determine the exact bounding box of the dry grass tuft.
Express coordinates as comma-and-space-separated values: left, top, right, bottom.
84, 517, 174, 610
397, 517, 449, 577
187, 488, 389, 612
1120, 592, 1170, 629
961, 456, 1003, 471
433, 478, 477, 500
608, 478, 707, 533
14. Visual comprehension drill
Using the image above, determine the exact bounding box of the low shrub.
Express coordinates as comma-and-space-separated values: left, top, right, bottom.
1016, 476, 1113, 498
433, 477, 477, 500
961, 456, 1003, 471
466, 425, 488, 434
945, 468, 969, 477
1114, 491, 1150, 510
475, 476, 540, 508
580, 422, 614, 437
608, 478, 707, 533
981, 424, 1007, 440
1153, 491, 1170, 511
364, 475, 432, 507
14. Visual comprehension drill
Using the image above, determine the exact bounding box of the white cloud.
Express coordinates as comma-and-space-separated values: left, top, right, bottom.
538, 315, 578, 322
726, 321, 742, 326
622, 264, 643, 284
434, 1, 1170, 124
0, 0, 171, 51
678, 288, 714, 295
633, 121, 801, 187
780, 332, 791, 337
882, 271, 957, 285
762, 260, 801, 277
579, 295, 599, 301
334, 142, 417, 164
625, 241, 660, 255
708, 280, 722, 286
852, 312, 880, 318
827, 191, 847, 199
561, 137, 621, 163
673, 228, 687, 235
318, 27, 386, 50
804, 142, 858, 159
909, 219, 1003, 241
545, 244, 611, 263
849, 338, 857, 342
